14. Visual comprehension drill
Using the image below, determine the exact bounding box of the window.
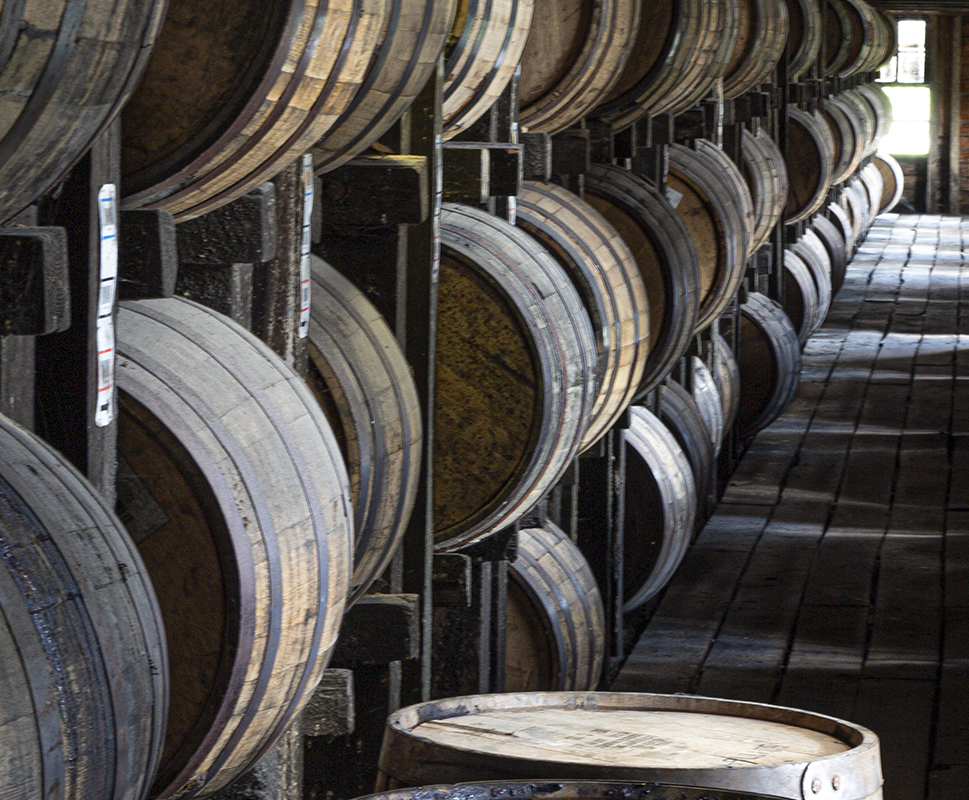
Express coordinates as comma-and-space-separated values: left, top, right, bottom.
876, 19, 930, 156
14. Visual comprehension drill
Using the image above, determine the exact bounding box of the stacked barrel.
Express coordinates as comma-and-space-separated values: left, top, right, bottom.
0, 0, 905, 797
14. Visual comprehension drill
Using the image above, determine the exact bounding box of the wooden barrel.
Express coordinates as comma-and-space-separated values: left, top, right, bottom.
812, 214, 849, 297
516, 181, 650, 452
311, 0, 457, 172
0, 417, 167, 800
306, 256, 422, 604
853, 84, 892, 157
782, 250, 820, 345
841, 178, 869, 243
506, 522, 605, 691
365, 781, 790, 800
623, 406, 698, 609
722, 0, 790, 100
0, 0, 166, 222
435, 203, 596, 550
518, 0, 639, 133
583, 164, 700, 396
827, 200, 856, 256
713, 329, 741, 434
593, 0, 739, 129
658, 380, 715, 516
858, 5, 892, 73
792, 229, 834, 334
442, 0, 535, 138
377, 692, 884, 800
820, 96, 863, 185
693, 354, 725, 455
785, 0, 822, 82
836, 90, 877, 163
785, 106, 834, 224
821, 0, 853, 77
741, 127, 789, 253
873, 8, 898, 71
873, 151, 904, 214
860, 162, 886, 225
737, 291, 802, 436
833, 0, 876, 77
669, 140, 754, 332
121, 0, 387, 220
115, 297, 353, 799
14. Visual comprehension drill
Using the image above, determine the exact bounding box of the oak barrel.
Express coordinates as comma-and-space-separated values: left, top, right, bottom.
841, 178, 869, 243
820, 96, 864, 186
306, 256, 423, 604
435, 204, 596, 550
784, 0, 822, 82
122, 0, 387, 220
782, 250, 820, 346
517, 181, 650, 452
505, 522, 605, 691
786, 106, 834, 223
0, 0, 167, 223
837, 89, 877, 160
623, 406, 697, 610
832, 0, 876, 77
669, 140, 754, 332
791, 229, 834, 334
740, 128, 789, 254
854, 84, 892, 157
0, 417, 167, 800
821, 0, 853, 77
859, 162, 886, 225
658, 380, 715, 516
116, 297, 352, 798
442, 0, 535, 138
583, 164, 700, 395
518, 0, 639, 133
812, 214, 849, 297
363, 781, 788, 800
827, 200, 856, 256
713, 329, 741, 435
693, 354, 726, 455
722, 0, 790, 100
872, 151, 904, 214
376, 692, 884, 800
593, 0, 739, 128
737, 291, 802, 437
311, 0, 457, 172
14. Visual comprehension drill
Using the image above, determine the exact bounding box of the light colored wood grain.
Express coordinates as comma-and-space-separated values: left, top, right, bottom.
434, 203, 596, 550
518, 181, 649, 451
307, 256, 422, 604
116, 297, 352, 798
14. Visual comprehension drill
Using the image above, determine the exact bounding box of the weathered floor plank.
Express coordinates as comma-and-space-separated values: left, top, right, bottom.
614, 215, 966, 800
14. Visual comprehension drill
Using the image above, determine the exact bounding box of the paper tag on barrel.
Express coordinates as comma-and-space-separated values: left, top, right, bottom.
299, 154, 313, 339
96, 184, 118, 427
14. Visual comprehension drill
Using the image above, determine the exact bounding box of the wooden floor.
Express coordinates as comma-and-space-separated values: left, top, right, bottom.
613, 214, 969, 800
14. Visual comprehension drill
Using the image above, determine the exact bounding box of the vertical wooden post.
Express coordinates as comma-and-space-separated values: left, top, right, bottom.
950, 16, 962, 215
399, 55, 443, 706
927, 16, 941, 214
35, 119, 120, 503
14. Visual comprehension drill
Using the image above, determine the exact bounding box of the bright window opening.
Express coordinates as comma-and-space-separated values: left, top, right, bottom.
877, 20, 930, 156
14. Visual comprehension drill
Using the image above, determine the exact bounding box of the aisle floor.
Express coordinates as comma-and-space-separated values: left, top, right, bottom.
613, 214, 969, 800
